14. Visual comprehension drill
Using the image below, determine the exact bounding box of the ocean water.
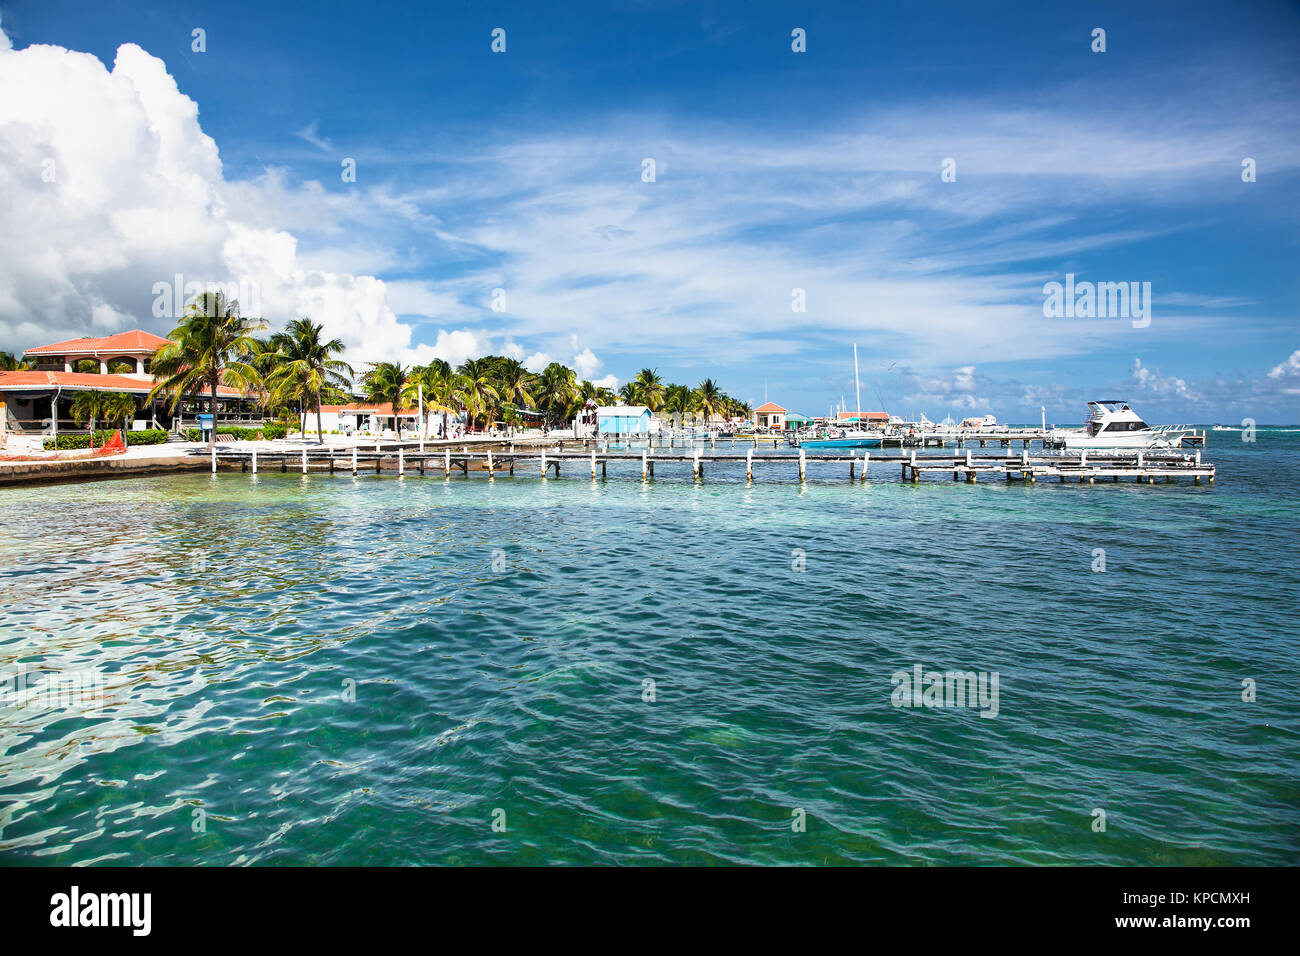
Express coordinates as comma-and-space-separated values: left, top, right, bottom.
0, 431, 1297, 866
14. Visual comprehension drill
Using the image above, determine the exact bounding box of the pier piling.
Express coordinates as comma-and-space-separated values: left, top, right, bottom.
205, 444, 1215, 489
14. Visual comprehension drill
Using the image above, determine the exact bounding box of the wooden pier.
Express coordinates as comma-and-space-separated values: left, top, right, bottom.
192, 443, 1215, 486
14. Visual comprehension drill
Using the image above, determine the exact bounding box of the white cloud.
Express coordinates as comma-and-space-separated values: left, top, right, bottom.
0, 29, 419, 365
572, 347, 602, 379
1, 20, 1295, 423
370, 90, 1299, 372
592, 374, 619, 390
296, 121, 333, 154
897, 365, 992, 415
403, 329, 492, 369
1130, 357, 1194, 400
1267, 350, 1300, 393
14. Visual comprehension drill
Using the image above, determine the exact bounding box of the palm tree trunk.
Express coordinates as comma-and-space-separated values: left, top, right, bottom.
315, 389, 323, 444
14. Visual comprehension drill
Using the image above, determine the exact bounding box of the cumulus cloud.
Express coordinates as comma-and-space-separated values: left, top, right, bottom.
572, 347, 602, 380
897, 365, 993, 413
1, 20, 1295, 424
1130, 357, 1194, 400
0, 28, 417, 365
523, 352, 552, 372
1267, 350, 1300, 394
404, 329, 493, 368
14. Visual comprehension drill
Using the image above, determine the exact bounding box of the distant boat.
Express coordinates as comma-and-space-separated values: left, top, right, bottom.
800, 431, 883, 449
801, 342, 887, 448
1050, 401, 1192, 449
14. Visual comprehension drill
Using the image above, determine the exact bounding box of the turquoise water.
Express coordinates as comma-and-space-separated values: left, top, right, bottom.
1, 431, 1297, 865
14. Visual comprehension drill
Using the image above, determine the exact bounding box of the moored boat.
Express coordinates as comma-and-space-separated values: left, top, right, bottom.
799, 430, 884, 449
1050, 401, 1192, 449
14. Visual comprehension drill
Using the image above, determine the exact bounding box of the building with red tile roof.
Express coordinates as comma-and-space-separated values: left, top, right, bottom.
1, 329, 262, 440
752, 401, 788, 430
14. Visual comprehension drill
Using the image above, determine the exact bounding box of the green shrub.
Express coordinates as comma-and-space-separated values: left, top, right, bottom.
43, 429, 169, 450
182, 424, 287, 442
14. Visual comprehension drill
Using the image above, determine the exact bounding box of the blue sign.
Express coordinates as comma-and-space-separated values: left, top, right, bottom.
197, 414, 215, 431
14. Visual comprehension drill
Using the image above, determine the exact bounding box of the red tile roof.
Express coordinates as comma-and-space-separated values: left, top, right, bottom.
340, 402, 420, 416
0, 370, 249, 397
23, 330, 173, 356
753, 401, 787, 413
838, 410, 889, 420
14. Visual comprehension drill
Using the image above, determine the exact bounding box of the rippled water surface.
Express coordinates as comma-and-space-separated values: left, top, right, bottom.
1, 432, 1297, 865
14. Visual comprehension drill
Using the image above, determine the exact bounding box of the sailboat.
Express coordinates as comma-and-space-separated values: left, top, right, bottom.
801, 344, 885, 448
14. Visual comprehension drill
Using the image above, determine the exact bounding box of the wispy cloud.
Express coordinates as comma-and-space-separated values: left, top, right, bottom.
295, 120, 333, 154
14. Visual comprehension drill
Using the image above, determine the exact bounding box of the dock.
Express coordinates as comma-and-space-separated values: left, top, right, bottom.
796, 427, 1207, 449
192, 443, 1216, 486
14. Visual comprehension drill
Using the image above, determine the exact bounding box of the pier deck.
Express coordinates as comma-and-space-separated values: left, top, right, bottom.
191, 444, 1215, 486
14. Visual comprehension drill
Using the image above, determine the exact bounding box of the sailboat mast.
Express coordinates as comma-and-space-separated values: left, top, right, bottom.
853, 343, 862, 424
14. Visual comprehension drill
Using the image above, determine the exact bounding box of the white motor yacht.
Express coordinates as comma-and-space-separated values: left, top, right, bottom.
1051, 400, 1191, 450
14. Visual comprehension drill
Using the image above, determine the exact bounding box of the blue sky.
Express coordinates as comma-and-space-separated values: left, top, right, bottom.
1, 0, 1298, 422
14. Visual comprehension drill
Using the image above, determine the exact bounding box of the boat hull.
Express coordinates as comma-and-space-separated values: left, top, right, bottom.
800, 437, 883, 449
1053, 430, 1187, 450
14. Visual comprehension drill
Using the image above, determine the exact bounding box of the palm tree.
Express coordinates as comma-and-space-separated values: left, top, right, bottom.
632, 368, 665, 412
266, 318, 353, 443
411, 359, 455, 437
535, 362, 578, 428
453, 368, 499, 431
495, 358, 536, 414
69, 390, 110, 447
662, 383, 692, 427
0, 351, 33, 371
247, 337, 285, 421
693, 378, 725, 427
148, 292, 265, 453
361, 362, 410, 436
101, 392, 138, 434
